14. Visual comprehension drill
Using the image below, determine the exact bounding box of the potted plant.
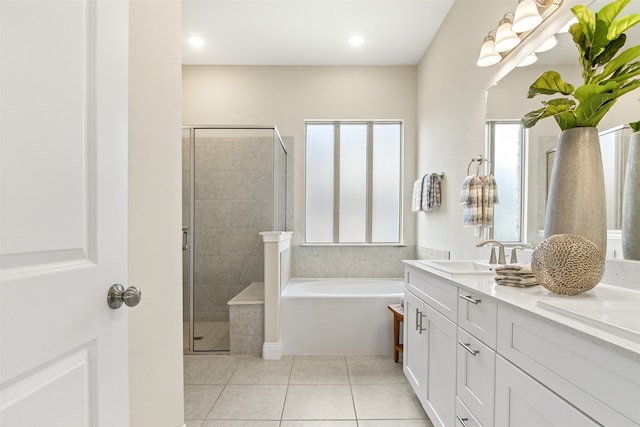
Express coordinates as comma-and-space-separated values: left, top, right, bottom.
622, 120, 640, 259
522, 0, 640, 258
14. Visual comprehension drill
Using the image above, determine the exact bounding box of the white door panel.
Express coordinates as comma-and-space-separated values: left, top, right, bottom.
1, 0, 130, 425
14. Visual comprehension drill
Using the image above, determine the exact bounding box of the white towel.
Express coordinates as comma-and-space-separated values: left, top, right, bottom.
412, 177, 424, 212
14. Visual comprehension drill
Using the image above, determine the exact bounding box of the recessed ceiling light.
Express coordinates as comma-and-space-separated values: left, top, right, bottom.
349, 35, 365, 47
188, 37, 205, 48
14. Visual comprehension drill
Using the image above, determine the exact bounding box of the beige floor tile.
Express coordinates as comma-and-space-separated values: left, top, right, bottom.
280, 421, 358, 426
351, 384, 427, 419
357, 420, 434, 427
282, 385, 356, 420
290, 359, 349, 384
207, 384, 287, 420
184, 384, 225, 419
201, 421, 280, 426
346, 355, 406, 384
228, 358, 293, 384
184, 355, 238, 385
185, 420, 204, 427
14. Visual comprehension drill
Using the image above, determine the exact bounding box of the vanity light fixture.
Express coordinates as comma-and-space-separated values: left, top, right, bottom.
512, 0, 543, 33
535, 35, 558, 52
477, 31, 502, 67
475, 0, 562, 67
494, 13, 521, 52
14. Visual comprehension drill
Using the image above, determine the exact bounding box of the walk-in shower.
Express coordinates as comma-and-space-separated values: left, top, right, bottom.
182, 126, 287, 353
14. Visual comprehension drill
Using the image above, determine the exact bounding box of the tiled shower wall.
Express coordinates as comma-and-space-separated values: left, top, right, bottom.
184, 135, 275, 323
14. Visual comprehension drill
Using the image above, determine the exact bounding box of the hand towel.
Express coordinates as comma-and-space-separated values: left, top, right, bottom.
412, 177, 424, 212
461, 175, 483, 226
422, 173, 442, 211
482, 174, 499, 227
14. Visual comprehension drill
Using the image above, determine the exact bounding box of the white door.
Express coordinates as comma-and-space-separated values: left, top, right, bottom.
0, 0, 131, 425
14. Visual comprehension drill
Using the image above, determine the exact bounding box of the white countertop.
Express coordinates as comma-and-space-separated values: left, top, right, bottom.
403, 260, 640, 362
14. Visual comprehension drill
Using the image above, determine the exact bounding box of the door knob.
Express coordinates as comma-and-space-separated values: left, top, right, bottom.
107, 284, 142, 309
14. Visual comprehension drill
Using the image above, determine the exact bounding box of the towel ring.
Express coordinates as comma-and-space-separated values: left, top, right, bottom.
466, 155, 492, 176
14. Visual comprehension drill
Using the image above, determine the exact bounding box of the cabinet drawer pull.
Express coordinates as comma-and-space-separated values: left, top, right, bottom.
460, 294, 481, 304
458, 341, 479, 356
456, 415, 470, 427
415, 308, 420, 331
419, 311, 426, 333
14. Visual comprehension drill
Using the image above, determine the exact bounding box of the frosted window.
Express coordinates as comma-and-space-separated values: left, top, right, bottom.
305, 121, 403, 244
372, 124, 401, 242
306, 124, 334, 242
339, 124, 367, 242
490, 122, 522, 242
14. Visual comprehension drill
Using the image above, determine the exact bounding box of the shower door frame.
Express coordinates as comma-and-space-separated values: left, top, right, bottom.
183, 125, 287, 354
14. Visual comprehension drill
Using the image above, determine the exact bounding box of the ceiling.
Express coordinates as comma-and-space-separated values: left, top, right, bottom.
182, 0, 455, 66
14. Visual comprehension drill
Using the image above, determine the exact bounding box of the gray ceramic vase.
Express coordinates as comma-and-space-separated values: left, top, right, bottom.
622, 132, 640, 260
544, 127, 607, 258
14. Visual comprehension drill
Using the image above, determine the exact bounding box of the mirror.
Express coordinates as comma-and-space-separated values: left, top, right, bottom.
486, 0, 640, 259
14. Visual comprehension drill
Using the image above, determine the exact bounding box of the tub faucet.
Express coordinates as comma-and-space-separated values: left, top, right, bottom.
476, 239, 506, 264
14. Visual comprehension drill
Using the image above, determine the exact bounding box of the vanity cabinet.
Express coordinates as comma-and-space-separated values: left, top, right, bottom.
404, 267, 457, 427
456, 289, 497, 427
404, 262, 640, 427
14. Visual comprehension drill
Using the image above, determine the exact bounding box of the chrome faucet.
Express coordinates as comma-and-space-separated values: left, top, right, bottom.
476, 239, 506, 264
508, 243, 533, 264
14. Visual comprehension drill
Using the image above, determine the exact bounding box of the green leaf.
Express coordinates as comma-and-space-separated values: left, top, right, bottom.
608, 14, 640, 40
527, 71, 575, 98
555, 112, 578, 131
593, 34, 626, 67
630, 120, 640, 132
573, 81, 620, 104
597, 0, 630, 28
593, 45, 640, 83
569, 22, 588, 69
522, 99, 575, 128
572, 5, 596, 44
612, 61, 640, 81
617, 78, 640, 97
574, 93, 618, 126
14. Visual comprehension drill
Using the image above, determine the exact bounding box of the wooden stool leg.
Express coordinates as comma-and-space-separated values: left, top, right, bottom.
393, 315, 400, 363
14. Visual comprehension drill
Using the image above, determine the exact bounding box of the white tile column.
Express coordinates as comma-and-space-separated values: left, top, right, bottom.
260, 231, 293, 360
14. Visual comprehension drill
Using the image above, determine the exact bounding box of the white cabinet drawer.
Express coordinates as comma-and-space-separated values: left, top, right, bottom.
497, 305, 640, 426
456, 328, 495, 427
495, 355, 600, 427
457, 288, 497, 348
406, 266, 458, 322
455, 397, 482, 427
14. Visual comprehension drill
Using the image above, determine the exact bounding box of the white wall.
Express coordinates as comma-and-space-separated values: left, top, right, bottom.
183, 66, 418, 275
129, 1, 184, 426
415, 0, 514, 260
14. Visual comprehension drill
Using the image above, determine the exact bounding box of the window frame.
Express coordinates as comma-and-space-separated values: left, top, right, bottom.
486, 120, 527, 244
304, 119, 404, 246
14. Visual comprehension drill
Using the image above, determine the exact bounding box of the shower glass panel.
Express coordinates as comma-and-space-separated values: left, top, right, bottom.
182, 126, 287, 353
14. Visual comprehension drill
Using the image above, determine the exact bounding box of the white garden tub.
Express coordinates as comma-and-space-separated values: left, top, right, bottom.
281, 278, 404, 355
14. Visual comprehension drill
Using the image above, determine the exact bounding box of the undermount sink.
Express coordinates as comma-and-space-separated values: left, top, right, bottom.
416, 259, 496, 277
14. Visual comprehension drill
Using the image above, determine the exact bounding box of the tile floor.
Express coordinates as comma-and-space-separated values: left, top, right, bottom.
184, 354, 434, 427
184, 322, 231, 352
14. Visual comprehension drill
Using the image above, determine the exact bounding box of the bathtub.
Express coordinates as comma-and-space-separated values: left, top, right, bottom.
281, 278, 404, 355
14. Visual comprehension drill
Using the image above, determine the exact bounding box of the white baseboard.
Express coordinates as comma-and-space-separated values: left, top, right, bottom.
262, 341, 282, 360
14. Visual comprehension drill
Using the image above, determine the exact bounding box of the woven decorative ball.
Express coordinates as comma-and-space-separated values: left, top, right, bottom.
531, 234, 605, 296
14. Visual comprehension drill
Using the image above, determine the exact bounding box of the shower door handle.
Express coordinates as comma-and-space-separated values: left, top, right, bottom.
107, 284, 142, 309
182, 227, 189, 250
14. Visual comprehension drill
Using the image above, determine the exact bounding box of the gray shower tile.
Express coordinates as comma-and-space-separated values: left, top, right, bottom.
214, 171, 272, 201
217, 228, 262, 256
207, 384, 287, 420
